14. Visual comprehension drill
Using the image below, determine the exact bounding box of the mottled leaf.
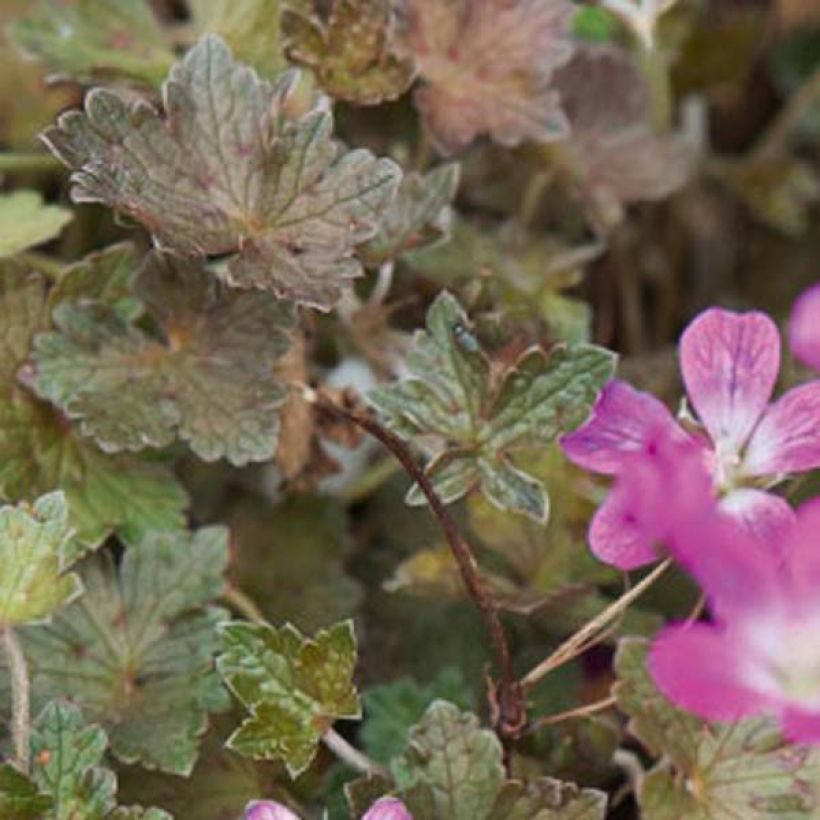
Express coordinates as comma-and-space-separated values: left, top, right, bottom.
552, 45, 696, 228
614, 638, 820, 819
189, 0, 287, 77
399, 0, 575, 154
0, 191, 72, 258
394, 700, 504, 819
30, 252, 295, 466
217, 619, 360, 777
42, 35, 401, 310
368, 292, 615, 521
0, 263, 187, 556
0, 764, 53, 819
30, 701, 117, 820
0, 492, 81, 626
283, 0, 416, 104
9, 0, 174, 86
486, 778, 607, 820
361, 163, 460, 267
14, 529, 231, 775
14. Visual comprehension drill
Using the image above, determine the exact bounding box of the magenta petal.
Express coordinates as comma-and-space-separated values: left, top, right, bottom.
719, 488, 796, 547
742, 381, 820, 476
781, 706, 820, 745
588, 490, 658, 570
649, 623, 772, 722
560, 380, 683, 474
363, 797, 413, 820
789, 283, 820, 371
244, 801, 301, 820
783, 499, 820, 601
679, 308, 780, 455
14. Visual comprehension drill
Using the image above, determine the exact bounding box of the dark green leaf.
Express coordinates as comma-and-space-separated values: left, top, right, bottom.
0, 764, 53, 819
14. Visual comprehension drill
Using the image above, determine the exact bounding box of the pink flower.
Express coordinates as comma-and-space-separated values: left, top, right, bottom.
649, 498, 820, 743
790, 283, 820, 371
362, 797, 413, 819
244, 801, 300, 820
561, 308, 820, 569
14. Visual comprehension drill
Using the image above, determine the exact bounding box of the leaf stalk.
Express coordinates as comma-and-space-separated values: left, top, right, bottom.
2, 624, 31, 774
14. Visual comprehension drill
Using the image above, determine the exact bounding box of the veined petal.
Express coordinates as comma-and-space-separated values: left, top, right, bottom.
719, 488, 796, 547
588, 489, 658, 570
680, 308, 780, 456
649, 623, 775, 722
789, 283, 820, 371
742, 381, 820, 476
560, 379, 683, 474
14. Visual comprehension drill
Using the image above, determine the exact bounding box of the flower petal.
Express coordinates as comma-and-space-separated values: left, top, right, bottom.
560, 379, 683, 474
363, 797, 413, 820
719, 488, 796, 547
680, 308, 780, 455
781, 706, 820, 744
588, 489, 658, 570
789, 283, 820, 371
742, 381, 820, 476
784, 498, 820, 603
649, 623, 775, 722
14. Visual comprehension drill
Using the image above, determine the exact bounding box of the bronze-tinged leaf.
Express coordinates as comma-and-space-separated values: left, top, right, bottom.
399, 0, 575, 155
42, 35, 402, 310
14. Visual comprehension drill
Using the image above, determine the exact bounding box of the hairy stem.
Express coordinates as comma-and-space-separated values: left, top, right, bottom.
312, 391, 526, 740
2, 625, 30, 774
521, 559, 671, 691
755, 66, 820, 159
323, 728, 388, 778
222, 583, 267, 625
526, 694, 617, 733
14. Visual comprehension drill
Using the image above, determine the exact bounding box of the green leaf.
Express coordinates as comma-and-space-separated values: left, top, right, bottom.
15, 529, 231, 775
188, 0, 287, 77
217, 619, 360, 777
360, 163, 460, 267
0, 191, 72, 258
0, 764, 53, 819
368, 292, 615, 521
486, 778, 607, 819
614, 638, 820, 819
0, 492, 81, 625
30, 701, 116, 820
108, 809, 172, 820
393, 700, 504, 820
0, 262, 188, 555
30, 252, 295, 466
282, 0, 416, 104
42, 35, 402, 311
361, 668, 476, 764
8, 0, 175, 86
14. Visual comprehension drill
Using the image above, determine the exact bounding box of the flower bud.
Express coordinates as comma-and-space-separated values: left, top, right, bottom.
244, 800, 301, 820
362, 796, 413, 820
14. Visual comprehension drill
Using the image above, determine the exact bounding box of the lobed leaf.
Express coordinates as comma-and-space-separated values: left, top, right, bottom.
30, 252, 296, 466
13, 529, 231, 775
0, 191, 72, 258
42, 35, 402, 310
360, 163, 460, 267
399, 0, 575, 154
0, 764, 53, 818
0, 492, 81, 626
217, 619, 360, 777
614, 638, 820, 819
486, 778, 607, 819
368, 291, 616, 521
0, 259, 187, 555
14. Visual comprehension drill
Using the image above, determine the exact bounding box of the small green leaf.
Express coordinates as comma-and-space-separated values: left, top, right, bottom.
360, 163, 460, 267
189, 0, 287, 77
30, 701, 116, 820
42, 35, 401, 311
0, 262, 188, 555
614, 638, 820, 819
31, 253, 295, 466
486, 778, 607, 819
368, 292, 615, 521
0, 492, 80, 625
9, 0, 174, 86
217, 619, 360, 777
14, 529, 231, 775
0, 191, 72, 258
282, 0, 416, 104
0, 764, 53, 819
393, 700, 504, 820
